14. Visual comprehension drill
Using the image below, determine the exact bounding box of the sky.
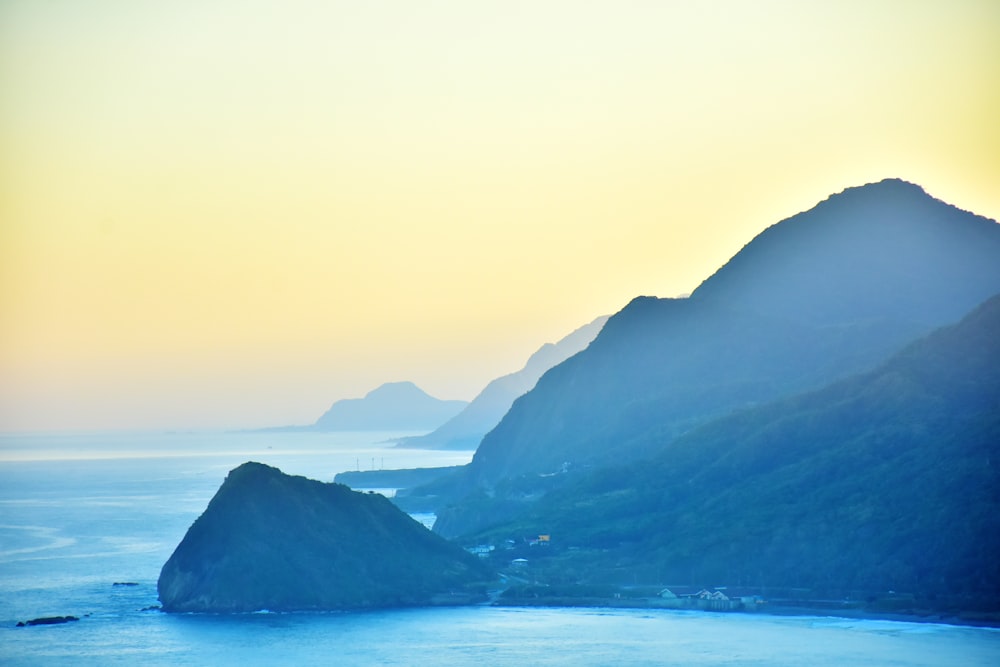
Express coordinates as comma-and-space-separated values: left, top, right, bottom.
1, 0, 998, 432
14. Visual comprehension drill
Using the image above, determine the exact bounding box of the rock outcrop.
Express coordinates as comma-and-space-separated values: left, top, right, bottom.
16, 616, 79, 627
158, 462, 490, 612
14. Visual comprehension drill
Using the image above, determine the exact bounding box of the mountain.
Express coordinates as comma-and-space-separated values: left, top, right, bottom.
433, 179, 1000, 535
396, 315, 608, 450
464, 292, 1000, 606
312, 381, 467, 431
157, 462, 490, 612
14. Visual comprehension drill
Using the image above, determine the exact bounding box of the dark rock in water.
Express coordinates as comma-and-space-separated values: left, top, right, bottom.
112, 582, 139, 587
16, 616, 80, 627
157, 462, 491, 613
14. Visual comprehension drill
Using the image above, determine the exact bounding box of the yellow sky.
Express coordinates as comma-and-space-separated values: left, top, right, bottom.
1, 0, 998, 431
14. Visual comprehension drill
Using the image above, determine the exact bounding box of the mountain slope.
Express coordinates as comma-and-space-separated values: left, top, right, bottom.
158, 462, 490, 612
472, 292, 1000, 604
692, 179, 1000, 327
313, 381, 467, 431
451, 179, 1000, 495
397, 315, 608, 450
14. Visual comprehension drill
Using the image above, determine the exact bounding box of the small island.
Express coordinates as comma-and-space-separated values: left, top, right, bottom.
158, 462, 491, 613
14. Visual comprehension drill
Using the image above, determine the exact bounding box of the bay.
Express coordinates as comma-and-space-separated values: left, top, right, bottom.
1, 431, 997, 666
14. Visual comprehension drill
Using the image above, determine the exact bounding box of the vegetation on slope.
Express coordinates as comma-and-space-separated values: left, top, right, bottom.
463, 294, 1000, 610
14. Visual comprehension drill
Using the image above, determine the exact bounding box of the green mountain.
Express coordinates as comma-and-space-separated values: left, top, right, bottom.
158, 462, 490, 612
465, 293, 1000, 607
433, 179, 1000, 536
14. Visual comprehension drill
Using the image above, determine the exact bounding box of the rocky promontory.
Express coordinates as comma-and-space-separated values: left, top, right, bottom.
158, 462, 490, 613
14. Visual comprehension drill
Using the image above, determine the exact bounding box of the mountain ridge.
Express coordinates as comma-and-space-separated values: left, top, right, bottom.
432, 178, 1000, 535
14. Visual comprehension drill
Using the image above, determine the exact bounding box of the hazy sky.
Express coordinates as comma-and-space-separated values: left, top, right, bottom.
2, 0, 998, 432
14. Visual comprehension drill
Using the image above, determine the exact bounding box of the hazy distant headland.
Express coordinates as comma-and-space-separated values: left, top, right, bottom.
259, 381, 467, 433
168, 179, 1000, 620
333, 316, 609, 497
259, 316, 608, 444
395, 314, 609, 450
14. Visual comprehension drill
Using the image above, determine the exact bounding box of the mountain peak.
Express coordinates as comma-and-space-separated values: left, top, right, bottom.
690, 179, 1000, 327
839, 177, 925, 195
807, 178, 941, 218
365, 381, 431, 400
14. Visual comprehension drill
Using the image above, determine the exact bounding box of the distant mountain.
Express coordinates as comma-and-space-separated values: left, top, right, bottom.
433, 179, 1000, 533
157, 462, 490, 612
397, 315, 608, 450
462, 292, 1000, 606
312, 381, 467, 432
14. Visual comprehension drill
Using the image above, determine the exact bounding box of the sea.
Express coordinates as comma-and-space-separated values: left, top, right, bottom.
1, 430, 998, 666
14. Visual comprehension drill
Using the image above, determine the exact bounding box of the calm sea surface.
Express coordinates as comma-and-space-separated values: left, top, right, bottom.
1, 431, 997, 666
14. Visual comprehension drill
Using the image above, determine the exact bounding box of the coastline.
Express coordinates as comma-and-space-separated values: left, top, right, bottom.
761, 604, 1000, 629
490, 597, 1000, 629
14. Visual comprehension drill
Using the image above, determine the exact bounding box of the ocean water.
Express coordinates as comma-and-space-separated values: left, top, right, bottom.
1, 432, 998, 666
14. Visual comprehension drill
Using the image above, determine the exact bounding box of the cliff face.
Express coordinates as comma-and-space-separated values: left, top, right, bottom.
158, 462, 489, 612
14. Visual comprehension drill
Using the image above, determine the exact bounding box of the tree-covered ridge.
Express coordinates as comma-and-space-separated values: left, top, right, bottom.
471, 293, 1000, 607
158, 462, 490, 612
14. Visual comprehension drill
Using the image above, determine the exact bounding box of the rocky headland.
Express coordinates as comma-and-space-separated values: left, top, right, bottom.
158, 462, 491, 612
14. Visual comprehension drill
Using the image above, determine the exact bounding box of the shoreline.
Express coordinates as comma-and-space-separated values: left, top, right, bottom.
490, 598, 1000, 629
761, 604, 1000, 629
